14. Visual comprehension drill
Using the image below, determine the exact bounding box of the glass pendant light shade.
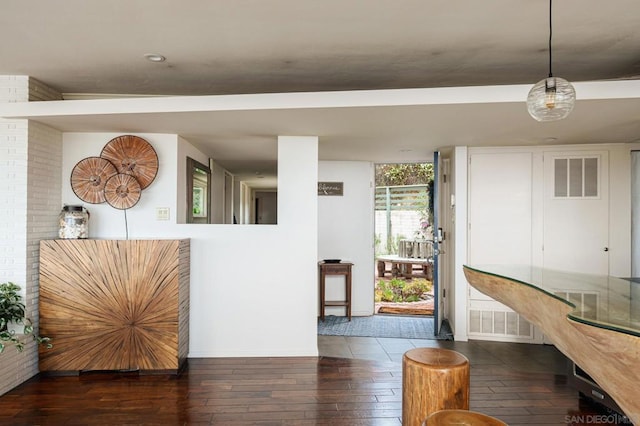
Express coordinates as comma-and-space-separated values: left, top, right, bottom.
527, 76, 576, 121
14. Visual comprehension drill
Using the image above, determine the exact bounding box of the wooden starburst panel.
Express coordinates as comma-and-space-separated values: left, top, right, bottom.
39, 239, 190, 373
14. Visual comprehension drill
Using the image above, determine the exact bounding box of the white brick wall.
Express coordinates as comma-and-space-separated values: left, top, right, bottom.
0, 75, 28, 102
0, 76, 62, 396
26, 121, 62, 321
0, 119, 28, 284
0, 117, 31, 395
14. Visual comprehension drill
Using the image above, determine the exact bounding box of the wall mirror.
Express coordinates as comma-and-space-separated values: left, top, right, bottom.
187, 157, 211, 224
182, 137, 278, 225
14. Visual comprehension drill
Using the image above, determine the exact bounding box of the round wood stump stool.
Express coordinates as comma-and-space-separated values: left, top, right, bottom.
402, 348, 470, 426
423, 409, 507, 425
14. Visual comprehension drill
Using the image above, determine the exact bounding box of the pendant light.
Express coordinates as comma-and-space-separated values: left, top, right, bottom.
527, 0, 575, 121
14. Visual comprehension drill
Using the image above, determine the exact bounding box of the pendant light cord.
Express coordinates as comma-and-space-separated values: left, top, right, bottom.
548, 0, 553, 78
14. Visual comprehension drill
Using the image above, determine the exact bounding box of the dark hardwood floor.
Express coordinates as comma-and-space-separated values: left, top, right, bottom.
0, 339, 631, 425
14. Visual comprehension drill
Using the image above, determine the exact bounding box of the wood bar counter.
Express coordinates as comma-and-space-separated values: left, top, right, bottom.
39, 239, 190, 374
463, 264, 639, 424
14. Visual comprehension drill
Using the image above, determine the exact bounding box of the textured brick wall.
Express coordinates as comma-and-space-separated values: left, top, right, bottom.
26, 121, 62, 327
0, 116, 31, 395
0, 76, 62, 396
0, 118, 29, 283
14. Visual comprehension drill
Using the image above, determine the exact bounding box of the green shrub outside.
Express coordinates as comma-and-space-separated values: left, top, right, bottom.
374, 278, 432, 303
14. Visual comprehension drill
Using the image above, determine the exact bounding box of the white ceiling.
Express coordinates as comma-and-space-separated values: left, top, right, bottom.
2, 0, 640, 185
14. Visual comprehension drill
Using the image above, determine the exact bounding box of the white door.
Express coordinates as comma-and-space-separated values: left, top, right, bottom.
224, 171, 233, 224
432, 152, 443, 335
468, 152, 533, 299
255, 191, 278, 224
467, 151, 537, 342
543, 151, 609, 275
436, 155, 451, 332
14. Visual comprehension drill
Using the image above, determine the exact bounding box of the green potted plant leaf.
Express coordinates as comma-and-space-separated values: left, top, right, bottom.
0, 282, 52, 353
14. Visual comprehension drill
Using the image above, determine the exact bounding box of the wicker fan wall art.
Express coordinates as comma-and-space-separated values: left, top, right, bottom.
69, 135, 158, 215
104, 173, 142, 210
70, 157, 118, 204
101, 135, 159, 189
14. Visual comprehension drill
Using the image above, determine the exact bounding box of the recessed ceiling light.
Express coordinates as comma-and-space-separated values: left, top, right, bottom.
144, 53, 166, 63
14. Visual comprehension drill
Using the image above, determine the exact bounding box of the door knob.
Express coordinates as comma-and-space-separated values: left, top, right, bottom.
604, 247, 609, 252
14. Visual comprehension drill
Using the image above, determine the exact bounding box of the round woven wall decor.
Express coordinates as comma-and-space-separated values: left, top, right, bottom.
100, 135, 158, 189
104, 173, 142, 210
70, 156, 118, 204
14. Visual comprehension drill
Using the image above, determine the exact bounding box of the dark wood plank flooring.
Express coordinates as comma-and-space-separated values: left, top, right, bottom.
0, 340, 631, 425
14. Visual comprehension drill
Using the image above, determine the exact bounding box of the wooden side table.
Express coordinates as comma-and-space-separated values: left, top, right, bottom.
318, 261, 353, 321
402, 348, 470, 426
423, 410, 507, 426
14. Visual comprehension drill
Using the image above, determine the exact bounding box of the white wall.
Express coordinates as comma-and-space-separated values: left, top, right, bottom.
452, 146, 468, 341
318, 161, 375, 317
61, 133, 319, 357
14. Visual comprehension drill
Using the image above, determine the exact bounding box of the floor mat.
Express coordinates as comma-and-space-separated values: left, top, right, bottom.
318, 314, 451, 339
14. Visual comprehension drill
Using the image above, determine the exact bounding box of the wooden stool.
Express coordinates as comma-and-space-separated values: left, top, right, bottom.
423, 409, 507, 425
402, 348, 470, 426
318, 261, 353, 321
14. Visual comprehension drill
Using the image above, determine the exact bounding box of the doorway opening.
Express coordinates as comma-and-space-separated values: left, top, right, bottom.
374, 163, 435, 317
